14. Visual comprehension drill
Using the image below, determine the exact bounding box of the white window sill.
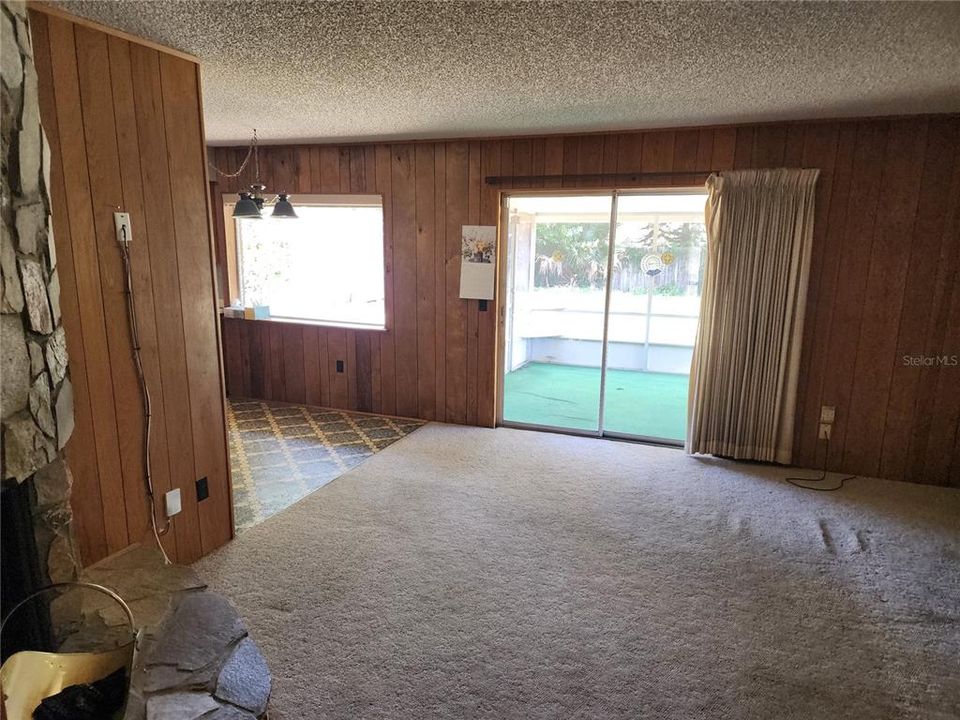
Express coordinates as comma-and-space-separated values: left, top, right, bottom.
220, 311, 388, 333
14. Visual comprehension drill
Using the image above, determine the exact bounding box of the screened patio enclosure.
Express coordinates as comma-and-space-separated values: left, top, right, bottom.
500, 191, 708, 443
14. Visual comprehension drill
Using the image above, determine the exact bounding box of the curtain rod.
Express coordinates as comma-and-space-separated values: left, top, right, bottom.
484, 170, 712, 186
484, 168, 812, 186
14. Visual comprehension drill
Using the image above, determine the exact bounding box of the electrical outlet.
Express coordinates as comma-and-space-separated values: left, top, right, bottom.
818, 423, 832, 441
165, 488, 181, 517
819, 405, 836, 424
336, 360, 344, 373
196, 477, 209, 502
114, 212, 132, 245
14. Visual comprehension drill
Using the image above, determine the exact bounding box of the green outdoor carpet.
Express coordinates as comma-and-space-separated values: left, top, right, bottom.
502, 362, 688, 440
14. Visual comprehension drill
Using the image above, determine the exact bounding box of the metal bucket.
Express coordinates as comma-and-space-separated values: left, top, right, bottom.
0, 582, 139, 720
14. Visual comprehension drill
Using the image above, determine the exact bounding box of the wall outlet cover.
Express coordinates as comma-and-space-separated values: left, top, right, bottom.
113, 212, 131, 244
820, 405, 836, 424
165, 488, 182, 517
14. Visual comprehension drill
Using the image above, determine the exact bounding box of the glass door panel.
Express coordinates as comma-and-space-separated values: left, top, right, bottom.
601, 192, 708, 442
502, 194, 613, 433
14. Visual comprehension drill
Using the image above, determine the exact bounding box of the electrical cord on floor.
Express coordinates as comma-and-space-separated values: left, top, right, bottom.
784, 436, 857, 491
119, 233, 171, 565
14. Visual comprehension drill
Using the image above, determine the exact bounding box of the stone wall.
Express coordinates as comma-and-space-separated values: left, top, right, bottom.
1, 0, 78, 583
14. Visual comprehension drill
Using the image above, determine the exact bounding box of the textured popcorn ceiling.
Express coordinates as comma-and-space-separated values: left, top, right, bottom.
53, 1, 960, 145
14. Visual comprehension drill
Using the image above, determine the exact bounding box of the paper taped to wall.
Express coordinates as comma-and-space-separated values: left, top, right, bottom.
459, 225, 496, 300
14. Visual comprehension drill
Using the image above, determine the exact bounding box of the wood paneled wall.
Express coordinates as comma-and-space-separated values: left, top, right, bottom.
30, 7, 232, 565
213, 117, 960, 488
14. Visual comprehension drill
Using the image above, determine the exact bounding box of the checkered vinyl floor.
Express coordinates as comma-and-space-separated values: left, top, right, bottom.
228, 399, 424, 531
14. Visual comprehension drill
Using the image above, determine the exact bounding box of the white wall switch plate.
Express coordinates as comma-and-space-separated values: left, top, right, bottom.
165, 488, 181, 517
114, 212, 132, 244
818, 423, 832, 441
819, 405, 836, 424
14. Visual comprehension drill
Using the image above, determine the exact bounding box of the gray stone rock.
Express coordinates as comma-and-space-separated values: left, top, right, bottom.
55, 375, 74, 448
15, 201, 45, 255
18, 256, 52, 333
3, 411, 55, 480
214, 637, 271, 716
47, 267, 61, 325
33, 455, 72, 509
1, 11, 22, 91
29, 371, 55, 436
146, 692, 220, 720
1, 227, 24, 313
18, 63, 40, 198
149, 592, 247, 672
46, 218, 56, 269
205, 703, 258, 720
42, 131, 51, 202
28, 338, 43, 376
46, 530, 78, 583
1, 314, 29, 418
15, 12, 31, 58
46, 325, 68, 384
143, 661, 218, 693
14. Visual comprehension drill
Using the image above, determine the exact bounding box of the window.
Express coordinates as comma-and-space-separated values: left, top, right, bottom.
227, 194, 386, 329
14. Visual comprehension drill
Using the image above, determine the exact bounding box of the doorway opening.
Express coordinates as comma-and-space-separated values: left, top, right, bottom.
499, 190, 708, 444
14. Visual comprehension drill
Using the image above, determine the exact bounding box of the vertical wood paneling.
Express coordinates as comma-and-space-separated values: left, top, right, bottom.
711, 127, 737, 170
345, 329, 357, 407
327, 328, 348, 407
108, 36, 177, 557
640, 130, 675, 185
843, 120, 928, 476
433, 144, 447, 421
820, 121, 890, 472
163, 53, 232, 556
751, 125, 787, 167
543, 136, 564, 186
671, 130, 700, 185
375, 145, 396, 415
881, 118, 960, 480
415, 143, 436, 419
129, 43, 203, 563
281, 324, 306, 403
76, 25, 152, 548
47, 17, 129, 556
303, 325, 322, 406
465, 142, 482, 426
794, 123, 845, 468
391, 145, 418, 417
355, 333, 373, 413
906, 126, 960, 483
477, 140, 500, 427
32, 8, 232, 565
31, 12, 108, 563
576, 135, 603, 188
215, 116, 960, 487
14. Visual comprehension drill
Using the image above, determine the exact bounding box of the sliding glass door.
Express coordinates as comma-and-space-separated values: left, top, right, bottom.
501, 195, 612, 433
500, 189, 707, 444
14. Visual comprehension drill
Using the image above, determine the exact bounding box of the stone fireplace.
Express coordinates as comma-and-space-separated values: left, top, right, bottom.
1, 0, 79, 623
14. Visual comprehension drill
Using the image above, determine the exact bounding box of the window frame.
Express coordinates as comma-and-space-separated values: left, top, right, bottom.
222, 192, 389, 331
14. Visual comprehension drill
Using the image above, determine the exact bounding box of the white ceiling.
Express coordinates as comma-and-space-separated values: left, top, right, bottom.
53, 1, 960, 145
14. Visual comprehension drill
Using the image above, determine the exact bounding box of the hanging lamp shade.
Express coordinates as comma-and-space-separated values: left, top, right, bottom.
233, 192, 262, 219
271, 193, 297, 219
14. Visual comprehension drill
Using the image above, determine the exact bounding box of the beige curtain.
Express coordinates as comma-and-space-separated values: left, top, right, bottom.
687, 168, 819, 464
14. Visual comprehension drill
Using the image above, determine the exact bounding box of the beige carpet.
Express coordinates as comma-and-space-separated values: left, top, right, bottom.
195, 424, 960, 719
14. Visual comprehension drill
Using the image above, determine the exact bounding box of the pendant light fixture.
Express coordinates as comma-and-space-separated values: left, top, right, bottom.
209, 129, 298, 220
